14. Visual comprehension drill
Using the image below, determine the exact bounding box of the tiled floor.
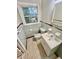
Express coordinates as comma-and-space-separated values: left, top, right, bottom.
25, 37, 57, 59
17, 37, 57, 59
26, 37, 41, 59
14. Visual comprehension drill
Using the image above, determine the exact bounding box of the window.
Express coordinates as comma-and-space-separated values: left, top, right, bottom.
22, 7, 38, 23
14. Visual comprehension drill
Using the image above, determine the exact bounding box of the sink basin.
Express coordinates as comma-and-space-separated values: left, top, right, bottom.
41, 33, 61, 56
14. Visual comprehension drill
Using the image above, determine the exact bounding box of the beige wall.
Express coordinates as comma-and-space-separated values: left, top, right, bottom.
54, 2, 62, 20
52, 2, 62, 29
41, 0, 62, 24
41, 0, 55, 24
17, 10, 23, 27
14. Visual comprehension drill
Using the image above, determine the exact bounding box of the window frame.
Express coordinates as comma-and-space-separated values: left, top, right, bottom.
17, 2, 40, 25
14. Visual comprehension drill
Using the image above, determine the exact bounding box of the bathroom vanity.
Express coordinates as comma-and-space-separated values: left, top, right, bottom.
41, 33, 61, 56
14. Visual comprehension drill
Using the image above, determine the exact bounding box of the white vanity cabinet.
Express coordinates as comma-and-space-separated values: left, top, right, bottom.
41, 33, 62, 56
